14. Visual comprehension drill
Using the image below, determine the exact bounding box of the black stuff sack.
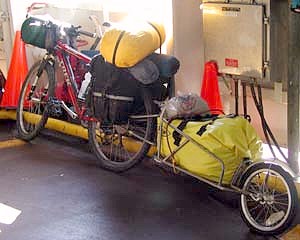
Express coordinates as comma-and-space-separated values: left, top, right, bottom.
88, 54, 142, 124
147, 53, 180, 81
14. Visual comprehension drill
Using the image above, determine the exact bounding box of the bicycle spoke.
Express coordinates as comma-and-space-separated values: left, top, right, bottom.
263, 206, 271, 224
273, 201, 289, 207
254, 205, 267, 222
248, 203, 261, 213
273, 192, 288, 198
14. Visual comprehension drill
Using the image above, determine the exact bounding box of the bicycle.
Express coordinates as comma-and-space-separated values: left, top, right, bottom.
16, 7, 169, 174
16, 7, 298, 236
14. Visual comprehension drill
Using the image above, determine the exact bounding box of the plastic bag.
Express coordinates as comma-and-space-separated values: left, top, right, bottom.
163, 93, 210, 119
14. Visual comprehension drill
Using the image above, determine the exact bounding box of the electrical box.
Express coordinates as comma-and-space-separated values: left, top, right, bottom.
202, 0, 288, 87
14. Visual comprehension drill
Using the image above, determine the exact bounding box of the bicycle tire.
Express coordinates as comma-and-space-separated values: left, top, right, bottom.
16, 60, 55, 141
239, 163, 298, 235
88, 87, 156, 172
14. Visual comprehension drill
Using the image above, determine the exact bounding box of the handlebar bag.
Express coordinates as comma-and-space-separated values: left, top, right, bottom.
88, 54, 143, 124
100, 20, 166, 68
21, 17, 57, 49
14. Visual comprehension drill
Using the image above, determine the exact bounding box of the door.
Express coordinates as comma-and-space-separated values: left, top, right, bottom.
0, 0, 13, 77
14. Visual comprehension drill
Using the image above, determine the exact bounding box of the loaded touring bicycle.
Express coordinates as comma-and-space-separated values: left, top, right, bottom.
16, 5, 298, 235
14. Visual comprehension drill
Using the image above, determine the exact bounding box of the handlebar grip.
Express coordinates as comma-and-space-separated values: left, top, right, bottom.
78, 30, 96, 38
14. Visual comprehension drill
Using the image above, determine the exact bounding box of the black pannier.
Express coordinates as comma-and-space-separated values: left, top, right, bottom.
88, 54, 143, 124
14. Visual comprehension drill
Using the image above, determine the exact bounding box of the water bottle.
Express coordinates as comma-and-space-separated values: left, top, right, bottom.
78, 72, 91, 100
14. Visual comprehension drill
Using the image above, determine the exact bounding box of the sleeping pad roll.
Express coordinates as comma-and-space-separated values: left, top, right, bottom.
100, 20, 166, 68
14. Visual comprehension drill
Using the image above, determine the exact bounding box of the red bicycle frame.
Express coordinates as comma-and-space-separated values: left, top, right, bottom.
54, 40, 93, 121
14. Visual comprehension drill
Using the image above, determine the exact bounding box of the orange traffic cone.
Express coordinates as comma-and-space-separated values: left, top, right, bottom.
0, 31, 28, 109
200, 61, 223, 114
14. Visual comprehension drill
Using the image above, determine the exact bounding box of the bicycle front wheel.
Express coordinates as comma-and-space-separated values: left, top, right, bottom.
16, 60, 55, 141
240, 163, 298, 235
88, 88, 156, 172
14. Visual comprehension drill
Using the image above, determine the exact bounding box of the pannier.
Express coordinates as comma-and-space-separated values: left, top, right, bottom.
21, 17, 57, 49
88, 54, 143, 124
88, 53, 179, 124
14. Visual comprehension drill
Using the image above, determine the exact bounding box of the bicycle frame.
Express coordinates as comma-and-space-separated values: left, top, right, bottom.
52, 40, 94, 122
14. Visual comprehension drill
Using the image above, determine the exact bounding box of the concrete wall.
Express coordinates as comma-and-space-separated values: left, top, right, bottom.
172, 0, 204, 95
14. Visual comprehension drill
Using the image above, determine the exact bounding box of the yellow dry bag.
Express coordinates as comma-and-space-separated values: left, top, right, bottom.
100, 20, 166, 68
160, 116, 262, 184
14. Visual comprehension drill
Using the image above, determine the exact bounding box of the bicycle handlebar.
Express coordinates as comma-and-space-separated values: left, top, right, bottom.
62, 25, 99, 50
78, 30, 97, 38
63, 25, 96, 38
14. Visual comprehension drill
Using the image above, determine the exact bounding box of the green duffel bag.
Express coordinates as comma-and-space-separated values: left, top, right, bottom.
21, 17, 57, 49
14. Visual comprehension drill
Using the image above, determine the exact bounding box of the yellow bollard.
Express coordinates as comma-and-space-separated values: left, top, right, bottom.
0, 109, 155, 155
0, 109, 16, 120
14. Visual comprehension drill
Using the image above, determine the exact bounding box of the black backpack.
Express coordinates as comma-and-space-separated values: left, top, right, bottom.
0, 69, 5, 103
88, 55, 143, 124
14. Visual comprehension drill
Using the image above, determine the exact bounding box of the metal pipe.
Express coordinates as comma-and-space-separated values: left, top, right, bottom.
234, 79, 239, 115
242, 81, 247, 118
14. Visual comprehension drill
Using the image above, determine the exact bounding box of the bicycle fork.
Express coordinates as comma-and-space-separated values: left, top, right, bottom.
28, 54, 53, 100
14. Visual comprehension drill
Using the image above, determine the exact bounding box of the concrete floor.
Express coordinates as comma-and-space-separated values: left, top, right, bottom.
0, 120, 298, 240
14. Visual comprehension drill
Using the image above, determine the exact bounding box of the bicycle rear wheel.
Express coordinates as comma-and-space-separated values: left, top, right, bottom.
88, 88, 156, 172
16, 60, 55, 141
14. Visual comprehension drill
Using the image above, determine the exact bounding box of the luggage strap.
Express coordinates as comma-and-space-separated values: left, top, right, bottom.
93, 92, 134, 102
172, 115, 236, 146
112, 23, 162, 64
112, 30, 126, 65
172, 119, 189, 146
172, 119, 214, 146
147, 22, 162, 54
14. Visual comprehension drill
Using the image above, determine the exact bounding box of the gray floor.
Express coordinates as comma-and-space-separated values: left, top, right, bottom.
0, 120, 298, 240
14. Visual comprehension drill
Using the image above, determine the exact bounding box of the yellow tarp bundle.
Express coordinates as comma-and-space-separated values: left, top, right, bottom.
100, 20, 166, 68
160, 116, 262, 184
